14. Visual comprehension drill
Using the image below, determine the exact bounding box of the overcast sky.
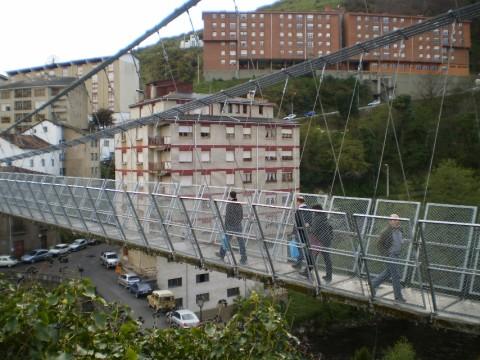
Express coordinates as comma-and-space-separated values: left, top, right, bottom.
0, 0, 277, 76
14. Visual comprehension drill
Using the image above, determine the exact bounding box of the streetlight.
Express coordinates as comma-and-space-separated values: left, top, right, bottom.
384, 163, 390, 198
196, 297, 205, 322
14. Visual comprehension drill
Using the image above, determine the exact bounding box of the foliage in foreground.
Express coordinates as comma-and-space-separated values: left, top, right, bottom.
0, 277, 307, 360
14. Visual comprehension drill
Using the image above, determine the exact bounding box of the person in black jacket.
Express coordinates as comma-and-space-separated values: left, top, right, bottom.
216, 191, 247, 265
292, 196, 314, 275
308, 204, 333, 282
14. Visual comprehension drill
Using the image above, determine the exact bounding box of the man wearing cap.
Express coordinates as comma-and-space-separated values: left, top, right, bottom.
371, 214, 406, 302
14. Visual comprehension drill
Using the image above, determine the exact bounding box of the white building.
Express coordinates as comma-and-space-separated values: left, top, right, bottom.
180, 34, 204, 49
99, 137, 114, 161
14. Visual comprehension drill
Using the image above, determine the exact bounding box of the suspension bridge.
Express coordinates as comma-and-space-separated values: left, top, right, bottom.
1, 1, 480, 333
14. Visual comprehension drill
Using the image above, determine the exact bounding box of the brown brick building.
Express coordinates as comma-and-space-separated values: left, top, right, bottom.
344, 13, 470, 76
202, 10, 342, 77
203, 10, 471, 78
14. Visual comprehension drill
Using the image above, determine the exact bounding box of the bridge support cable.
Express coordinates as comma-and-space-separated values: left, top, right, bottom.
372, 39, 409, 200
3, 2, 480, 164
422, 22, 457, 205
0, 0, 203, 135
329, 54, 364, 197
178, 196, 206, 268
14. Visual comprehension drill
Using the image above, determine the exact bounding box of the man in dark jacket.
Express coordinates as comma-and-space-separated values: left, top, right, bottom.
216, 191, 247, 265
371, 214, 406, 302
309, 204, 333, 282
292, 196, 314, 275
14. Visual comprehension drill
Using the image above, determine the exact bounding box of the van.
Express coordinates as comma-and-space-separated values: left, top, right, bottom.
147, 290, 176, 313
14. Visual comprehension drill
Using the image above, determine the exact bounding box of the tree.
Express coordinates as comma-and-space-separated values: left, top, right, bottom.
90, 108, 114, 130
0, 277, 309, 359
427, 159, 480, 205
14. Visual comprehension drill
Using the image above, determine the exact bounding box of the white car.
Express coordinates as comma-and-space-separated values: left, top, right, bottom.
367, 98, 381, 106
282, 113, 296, 121
49, 243, 70, 256
100, 251, 120, 269
0, 255, 19, 268
117, 273, 141, 288
68, 238, 88, 252
167, 309, 200, 328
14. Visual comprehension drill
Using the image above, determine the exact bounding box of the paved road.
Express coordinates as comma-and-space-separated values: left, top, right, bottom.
1, 243, 167, 329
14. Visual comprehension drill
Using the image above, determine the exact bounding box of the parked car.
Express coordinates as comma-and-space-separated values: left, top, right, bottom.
49, 243, 70, 257
166, 309, 200, 328
304, 110, 316, 117
129, 281, 153, 298
86, 238, 99, 246
0, 255, 19, 268
282, 113, 296, 121
100, 251, 120, 269
118, 273, 141, 288
68, 238, 88, 252
367, 98, 381, 106
21, 249, 51, 263
147, 290, 176, 313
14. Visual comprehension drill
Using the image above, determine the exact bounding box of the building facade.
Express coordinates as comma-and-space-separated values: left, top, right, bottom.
0, 77, 89, 133
202, 10, 342, 79
6, 55, 140, 115
180, 34, 204, 49
115, 88, 300, 192
202, 10, 471, 79
343, 13, 471, 76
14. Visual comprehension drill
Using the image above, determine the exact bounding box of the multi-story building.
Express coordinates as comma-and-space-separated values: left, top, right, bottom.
202, 10, 471, 79
344, 13, 471, 76
115, 82, 300, 192
0, 77, 89, 133
202, 10, 343, 79
180, 34, 204, 49
6, 55, 140, 115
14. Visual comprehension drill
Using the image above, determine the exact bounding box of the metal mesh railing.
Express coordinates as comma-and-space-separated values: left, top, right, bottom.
0, 173, 480, 323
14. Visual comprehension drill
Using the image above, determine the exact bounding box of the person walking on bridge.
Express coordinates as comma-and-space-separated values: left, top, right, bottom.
216, 191, 247, 265
371, 214, 406, 303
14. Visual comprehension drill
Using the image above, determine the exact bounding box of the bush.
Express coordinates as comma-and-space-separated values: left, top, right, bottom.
383, 337, 416, 360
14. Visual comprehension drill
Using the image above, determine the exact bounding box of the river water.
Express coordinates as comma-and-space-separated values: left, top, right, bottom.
302, 318, 480, 359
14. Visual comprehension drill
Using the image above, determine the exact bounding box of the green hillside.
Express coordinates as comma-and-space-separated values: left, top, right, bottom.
258, 0, 342, 11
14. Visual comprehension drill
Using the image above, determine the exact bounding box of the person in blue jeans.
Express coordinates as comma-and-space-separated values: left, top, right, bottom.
292, 196, 313, 274
216, 191, 247, 265
371, 214, 406, 302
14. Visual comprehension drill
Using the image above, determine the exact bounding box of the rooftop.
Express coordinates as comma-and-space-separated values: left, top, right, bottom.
0, 134, 51, 149
0, 77, 77, 90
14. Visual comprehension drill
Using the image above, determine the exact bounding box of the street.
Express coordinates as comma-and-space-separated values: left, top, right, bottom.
0, 243, 167, 329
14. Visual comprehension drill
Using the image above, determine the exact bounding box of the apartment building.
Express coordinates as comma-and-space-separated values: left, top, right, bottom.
203, 10, 471, 79
6, 55, 140, 115
202, 10, 342, 79
115, 82, 300, 192
0, 77, 89, 133
344, 13, 471, 76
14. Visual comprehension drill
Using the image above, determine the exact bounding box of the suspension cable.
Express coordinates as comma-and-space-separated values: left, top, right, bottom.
329, 54, 364, 196
422, 22, 457, 205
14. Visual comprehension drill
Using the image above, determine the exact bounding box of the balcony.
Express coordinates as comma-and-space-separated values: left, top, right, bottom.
148, 136, 171, 150
148, 161, 172, 176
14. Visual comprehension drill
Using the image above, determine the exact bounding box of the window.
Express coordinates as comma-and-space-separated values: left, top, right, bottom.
196, 293, 210, 305
14, 100, 32, 111
242, 172, 252, 184
259, 105, 263, 115
243, 127, 251, 139
200, 126, 210, 138
281, 128, 293, 139
226, 126, 235, 138
265, 150, 277, 161
242, 104, 248, 114
34, 88, 45, 97
265, 127, 276, 139
168, 277, 183, 288
282, 172, 293, 182
136, 151, 143, 164
226, 173, 235, 185
227, 287, 240, 297
30, 159, 34, 167
41, 159, 45, 167
0, 90, 11, 99
175, 298, 183, 309
1, 117, 10, 123
179, 175, 193, 186
179, 151, 193, 162
104, 140, 109, 146
226, 150, 235, 162
281, 150, 293, 160
14, 88, 31, 98
266, 171, 277, 183
201, 151, 210, 162
196, 273, 210, 283
243, 149, 252, 161
178, 125, 193, 137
